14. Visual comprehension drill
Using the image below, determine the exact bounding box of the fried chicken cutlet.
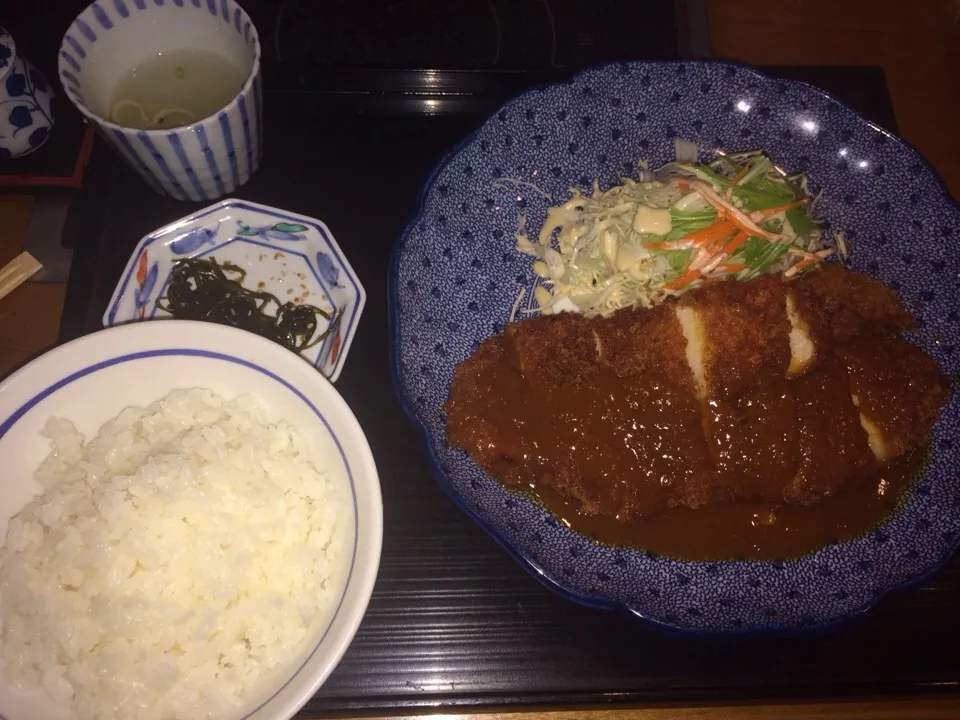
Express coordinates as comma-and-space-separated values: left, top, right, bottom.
444, 264, 950, 522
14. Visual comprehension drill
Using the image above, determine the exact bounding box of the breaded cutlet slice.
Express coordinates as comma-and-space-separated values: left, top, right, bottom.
507, 311, 602, 388
785, 291, 817, 376
836, 336, 950, 461
445, 331, 607, 514
789, 264, 944, 462
499, 306, 716, 518
595, 301, 697, 392
595, 302, 717, 512
444, 335, 528, 470
676, 273, 791, 400
697, 376, 802, 503
784, 263, 913, 379
787, 353, 878, 503
788, 263, 914, 344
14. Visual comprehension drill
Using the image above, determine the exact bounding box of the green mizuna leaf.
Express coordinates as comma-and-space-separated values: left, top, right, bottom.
659, 248, 692, 273
731, 236, 791, 272
785, 206, 818, 236
661, 206, 718, 240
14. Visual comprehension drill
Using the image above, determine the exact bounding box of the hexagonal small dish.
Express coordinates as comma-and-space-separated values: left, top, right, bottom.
104, 199, 365, 382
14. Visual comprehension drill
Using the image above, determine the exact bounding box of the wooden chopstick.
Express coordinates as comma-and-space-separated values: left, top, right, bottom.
0, 251, 43, 301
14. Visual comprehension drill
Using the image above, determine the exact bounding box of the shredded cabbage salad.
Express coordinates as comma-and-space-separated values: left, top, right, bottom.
515, 140, 841, 316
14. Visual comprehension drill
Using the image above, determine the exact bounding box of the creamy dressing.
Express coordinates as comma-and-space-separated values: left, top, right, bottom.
632, 206, 672, 235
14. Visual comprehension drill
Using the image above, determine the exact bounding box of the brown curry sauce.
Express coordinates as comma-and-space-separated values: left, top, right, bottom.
456, 332, 925, 561
526, 450, 923, 561
444, 268, 949, 563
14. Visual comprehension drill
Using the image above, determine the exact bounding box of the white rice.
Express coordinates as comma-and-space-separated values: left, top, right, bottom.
0, 388, 349, 720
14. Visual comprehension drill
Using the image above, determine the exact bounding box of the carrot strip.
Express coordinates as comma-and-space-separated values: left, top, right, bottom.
783, 257, 818, 278
688, 248, 714, 272
724, 165, 750, 200
665, 266, 702, 290
754, 198, 805, 218
645, 219, 736, 252
698, 254, 727, 276
690, 181, 787, 241
730, 164, 750, 186
677, 219, 737, 249
720, 230, 749, 256
719, 261, 747, 272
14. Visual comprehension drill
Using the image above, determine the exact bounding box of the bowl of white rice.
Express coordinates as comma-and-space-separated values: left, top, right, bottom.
0, 320, 382, 720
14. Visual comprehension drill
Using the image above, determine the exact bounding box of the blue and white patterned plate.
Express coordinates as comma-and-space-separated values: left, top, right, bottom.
105, 199, 365, 382
389, 61, 960, 633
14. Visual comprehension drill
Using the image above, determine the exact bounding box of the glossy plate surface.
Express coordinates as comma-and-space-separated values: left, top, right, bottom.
390, 60, 960, 633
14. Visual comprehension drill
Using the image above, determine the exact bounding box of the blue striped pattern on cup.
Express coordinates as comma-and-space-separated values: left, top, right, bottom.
57, 0, 262, 201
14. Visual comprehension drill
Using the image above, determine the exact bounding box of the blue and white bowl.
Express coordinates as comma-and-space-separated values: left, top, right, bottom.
57, 0, 262, 201
104, 199, 366, 382
0, 320, 382, 720
390, 60, 960, 633
0, 26, 55, 159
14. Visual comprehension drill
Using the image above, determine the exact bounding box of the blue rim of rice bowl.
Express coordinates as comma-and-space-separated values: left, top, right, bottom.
0, 348, 360, 719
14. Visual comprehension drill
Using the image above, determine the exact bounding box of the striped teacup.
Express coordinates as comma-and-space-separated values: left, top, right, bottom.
58, 0, 262, 201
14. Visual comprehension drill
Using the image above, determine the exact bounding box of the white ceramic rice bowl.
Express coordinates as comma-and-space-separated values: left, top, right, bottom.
0, 320, 382, 720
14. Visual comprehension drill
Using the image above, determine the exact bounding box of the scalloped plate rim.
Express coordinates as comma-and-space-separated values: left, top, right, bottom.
387, 58, 960, 635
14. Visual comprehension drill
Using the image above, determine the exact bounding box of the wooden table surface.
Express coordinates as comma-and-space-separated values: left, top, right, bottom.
1, 0, 958, 717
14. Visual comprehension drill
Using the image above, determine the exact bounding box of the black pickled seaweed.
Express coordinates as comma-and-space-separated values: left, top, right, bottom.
157, 257, 337, 352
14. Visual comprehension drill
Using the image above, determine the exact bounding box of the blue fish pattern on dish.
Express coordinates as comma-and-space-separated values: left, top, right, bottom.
168, 224, 219, 255
133, 261, 158, 316
315, 251, 342, 287
236, 219, 308, 241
